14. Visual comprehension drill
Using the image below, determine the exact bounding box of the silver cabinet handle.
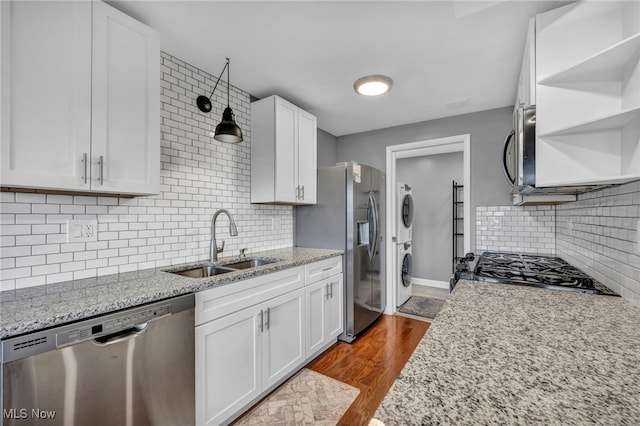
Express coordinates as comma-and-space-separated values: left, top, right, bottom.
259, 310, 263, 333
296, 185, 300, 200
326, 283, 330, 300
329, 283, 333, 298
322, 266, 333, 272
301, 185, 304, 200
264, 307, 270, 330
81, 153, 88, 184
98, 155, 104, 185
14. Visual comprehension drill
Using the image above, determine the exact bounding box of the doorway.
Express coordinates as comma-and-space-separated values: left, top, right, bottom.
385, 134, 471, 313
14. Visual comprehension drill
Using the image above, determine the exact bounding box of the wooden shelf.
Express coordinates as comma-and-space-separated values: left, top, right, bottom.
538, 34, 640, 85
539, 107, 640, 137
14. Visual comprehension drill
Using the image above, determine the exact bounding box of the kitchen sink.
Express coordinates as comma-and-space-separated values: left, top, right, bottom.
223, 257, 282, 270
168, 265, 235, 278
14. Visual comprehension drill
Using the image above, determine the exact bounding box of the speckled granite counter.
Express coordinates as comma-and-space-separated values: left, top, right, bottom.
0, 247, 342, 339
376, 280, 640, 425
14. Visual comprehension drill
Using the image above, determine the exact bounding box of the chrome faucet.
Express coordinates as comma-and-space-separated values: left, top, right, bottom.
209, 209, 238, 264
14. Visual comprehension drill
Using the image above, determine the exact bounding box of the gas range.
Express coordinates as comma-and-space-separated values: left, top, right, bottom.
452, 251, 618, 296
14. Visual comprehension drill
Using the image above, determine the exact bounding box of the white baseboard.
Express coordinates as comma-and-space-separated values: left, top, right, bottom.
411, 277, 449, 289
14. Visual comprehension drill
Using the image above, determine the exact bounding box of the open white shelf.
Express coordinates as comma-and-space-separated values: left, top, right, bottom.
538, 34, 640, 85
539, 107, 640, 137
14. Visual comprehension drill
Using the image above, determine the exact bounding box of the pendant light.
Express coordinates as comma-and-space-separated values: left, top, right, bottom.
196, 57, 243, 143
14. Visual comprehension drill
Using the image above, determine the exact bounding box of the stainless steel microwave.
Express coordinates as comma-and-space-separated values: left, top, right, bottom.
502, 105, 599, 205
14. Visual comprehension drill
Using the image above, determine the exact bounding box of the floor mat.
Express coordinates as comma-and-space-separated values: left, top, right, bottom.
235, 368, 360, 425
398, 296, 446, 320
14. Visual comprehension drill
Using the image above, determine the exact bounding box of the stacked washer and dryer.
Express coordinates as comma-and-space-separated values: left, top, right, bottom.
396, 182, 414, 306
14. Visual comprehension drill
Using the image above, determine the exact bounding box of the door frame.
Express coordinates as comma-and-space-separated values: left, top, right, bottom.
384, 134, 471, 313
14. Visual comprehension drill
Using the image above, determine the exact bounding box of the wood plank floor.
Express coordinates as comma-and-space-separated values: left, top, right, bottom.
306, 314, 430, 426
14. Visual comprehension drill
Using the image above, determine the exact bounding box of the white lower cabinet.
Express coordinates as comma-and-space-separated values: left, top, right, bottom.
195, 257, 343, 425
305, 274, 343, 357
195, 304, 263, 426
195, 267, 306, 425
262, 289, 305, 389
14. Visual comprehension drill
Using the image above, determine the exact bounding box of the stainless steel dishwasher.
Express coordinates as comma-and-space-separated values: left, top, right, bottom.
1, 294, 194, 426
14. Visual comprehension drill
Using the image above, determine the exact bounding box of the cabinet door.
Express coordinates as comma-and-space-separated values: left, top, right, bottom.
263, 288, 305, 389
274, 98, 297, 203
195, 304, 263, 426
297, 109, 317, 204
326, 274, 344, 340
91, 2, 160, 195
305, 280, 327, 357
1, 1, 92, 191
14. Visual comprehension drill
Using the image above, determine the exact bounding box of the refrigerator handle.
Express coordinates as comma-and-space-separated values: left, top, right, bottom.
368, 191, 379, 262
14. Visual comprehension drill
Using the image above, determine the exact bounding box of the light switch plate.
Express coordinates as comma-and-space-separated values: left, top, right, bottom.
67, 220, 98, 242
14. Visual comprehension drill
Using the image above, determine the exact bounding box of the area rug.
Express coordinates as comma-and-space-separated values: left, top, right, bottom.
398, 296, 446, 320
235, 368, 360, 425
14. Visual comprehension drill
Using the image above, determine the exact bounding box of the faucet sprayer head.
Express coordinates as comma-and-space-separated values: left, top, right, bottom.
229, 220, 238, 236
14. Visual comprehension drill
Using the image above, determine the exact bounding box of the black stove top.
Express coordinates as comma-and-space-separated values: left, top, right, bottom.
472, 251, 618, 296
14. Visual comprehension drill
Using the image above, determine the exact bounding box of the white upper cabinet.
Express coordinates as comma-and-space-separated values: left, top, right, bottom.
0, 1, 160, 195
515, 18, 536, 108
251, 95, 317, 205
91, 2, 160, 195
1, 1, 92, 191
535, 1, 640, 187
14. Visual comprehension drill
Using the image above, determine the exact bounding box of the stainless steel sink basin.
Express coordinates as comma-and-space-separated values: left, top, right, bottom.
223, 257, 282, 270
168, 265, 235, 278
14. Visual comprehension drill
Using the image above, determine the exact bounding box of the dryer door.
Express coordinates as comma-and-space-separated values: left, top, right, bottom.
401, 252, 412, 287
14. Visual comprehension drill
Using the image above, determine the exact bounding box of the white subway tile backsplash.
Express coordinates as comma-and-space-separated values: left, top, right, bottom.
475, 205, 556, 255
557, 181, 640, 308
0, 52, 292, 290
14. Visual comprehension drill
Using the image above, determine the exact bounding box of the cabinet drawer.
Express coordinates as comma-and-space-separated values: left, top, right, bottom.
304, 256, 342, 284
195, 267, 304, 326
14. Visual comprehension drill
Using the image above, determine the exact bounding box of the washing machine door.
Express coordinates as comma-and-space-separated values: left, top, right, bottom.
401, 252, 412, 287
401, 194, 413, 229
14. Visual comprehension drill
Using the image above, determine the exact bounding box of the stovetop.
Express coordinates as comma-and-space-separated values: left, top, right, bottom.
470, 252, 618, 296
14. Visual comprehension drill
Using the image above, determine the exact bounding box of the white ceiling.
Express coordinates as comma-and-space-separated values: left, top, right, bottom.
109, 0, 568, 137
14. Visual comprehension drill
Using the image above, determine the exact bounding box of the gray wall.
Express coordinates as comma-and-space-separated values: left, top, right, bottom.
397, 152, 463, 282
317, 128, 338, 168
336, 106, 513, 250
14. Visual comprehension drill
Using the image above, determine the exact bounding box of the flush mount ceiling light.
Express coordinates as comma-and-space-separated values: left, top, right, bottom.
354, 75, 393, 96
196, 57, 243, 143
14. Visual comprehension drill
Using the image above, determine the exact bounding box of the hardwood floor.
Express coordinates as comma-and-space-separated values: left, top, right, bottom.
306, 314, 430, 426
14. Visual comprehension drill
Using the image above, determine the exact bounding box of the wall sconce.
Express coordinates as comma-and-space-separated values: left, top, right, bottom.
196, 57, 243, 143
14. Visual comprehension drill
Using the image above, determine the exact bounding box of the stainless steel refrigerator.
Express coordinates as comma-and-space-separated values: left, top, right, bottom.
296, 162, 385, 342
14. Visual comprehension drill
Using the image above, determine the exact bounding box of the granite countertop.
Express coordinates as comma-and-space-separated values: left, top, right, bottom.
0, 247, 342, 339
376, 280, 640, 425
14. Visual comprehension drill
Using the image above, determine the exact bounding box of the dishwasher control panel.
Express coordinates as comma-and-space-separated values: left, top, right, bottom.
56, 304, 172, 348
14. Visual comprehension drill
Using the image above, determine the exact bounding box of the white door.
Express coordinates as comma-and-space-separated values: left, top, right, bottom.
263, 288, 305, 389
326, 274, 344, 340
274, 98, 297, 203
195, 304, 263, 426
1, 1, 92, 191
305, 280, 327, 357
91, 2, 160, 195
297, 109, 317, 204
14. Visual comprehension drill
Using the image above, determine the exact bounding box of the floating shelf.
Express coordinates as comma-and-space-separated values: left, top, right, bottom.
539, 106, 640, 137
538, 34, 640, 85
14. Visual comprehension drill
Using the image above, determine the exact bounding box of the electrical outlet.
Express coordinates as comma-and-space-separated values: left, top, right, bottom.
67, 220, 98, 242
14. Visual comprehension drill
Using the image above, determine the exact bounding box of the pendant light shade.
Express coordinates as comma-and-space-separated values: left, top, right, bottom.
196, 57, 243, 144
214, 107, 243, 143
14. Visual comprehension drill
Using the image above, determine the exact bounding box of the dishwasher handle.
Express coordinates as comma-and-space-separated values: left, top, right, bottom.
93, 323, 148, 346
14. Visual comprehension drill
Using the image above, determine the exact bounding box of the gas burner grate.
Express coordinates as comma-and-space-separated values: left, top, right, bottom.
473, 251, 618, 296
